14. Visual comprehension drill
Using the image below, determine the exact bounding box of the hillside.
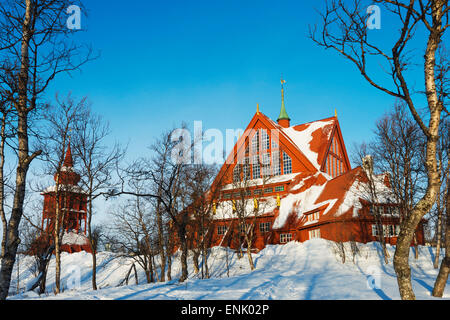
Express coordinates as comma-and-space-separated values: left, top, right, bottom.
8, 239, 450, 300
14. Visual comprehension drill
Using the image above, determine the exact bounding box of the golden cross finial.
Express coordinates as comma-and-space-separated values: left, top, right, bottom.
335, 109, 338, 118
256, 103, 260, 114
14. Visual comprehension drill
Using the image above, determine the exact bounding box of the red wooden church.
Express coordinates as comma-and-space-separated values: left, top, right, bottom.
202, 80, 425, 252
31, 144, 91, 254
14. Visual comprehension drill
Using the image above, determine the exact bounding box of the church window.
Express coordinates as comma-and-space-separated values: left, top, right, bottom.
283, 152, 292, 174
271, 138, 279, 150
259, 222, 271, 233
264, 187, 273, 194
245, 137, 249, 156
261, 153, 271, 177
252, 131, 260, 154
239, 223, 249, 234
252, 155, 260, 179
261, 129, 270, 150
243, 157, 251, 180
233, 166, 241, 182
275, 185, 284, 192
280, 233, 292, 243
272, 150, 281, 176
217, 225, 227, 235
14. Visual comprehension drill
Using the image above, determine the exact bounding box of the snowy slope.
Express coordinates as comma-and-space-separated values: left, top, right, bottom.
8, 239, 450, 300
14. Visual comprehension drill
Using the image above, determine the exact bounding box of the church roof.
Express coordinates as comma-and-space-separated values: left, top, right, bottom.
272, 167, 397, 229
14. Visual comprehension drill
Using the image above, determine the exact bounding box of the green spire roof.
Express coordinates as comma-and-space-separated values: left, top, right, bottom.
277, 83, 290, 121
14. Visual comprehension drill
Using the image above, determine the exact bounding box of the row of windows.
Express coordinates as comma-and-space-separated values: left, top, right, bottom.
218, 228, 322, 242
222, 185, 285, 199
371, 224, 400, 237
219, 224, 398, 242
280, 233, 292, 243
233, 151, 292, 182
217, 222, 272, 235
217, 225, 227, 235
280, 229, 321, 243
369, 206, 400, 215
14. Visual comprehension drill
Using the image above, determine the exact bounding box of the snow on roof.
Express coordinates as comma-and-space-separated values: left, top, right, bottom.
221, 173, 299, 191
213, 196, 277, 220
43, 184, 87, 194
62, 231, 89, 246
273, 174, 337, 229
272, 168, 398, 229
281, 119, 335, 170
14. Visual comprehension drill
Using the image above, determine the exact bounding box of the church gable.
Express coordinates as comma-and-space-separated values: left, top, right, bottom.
321, 120, 351, 178
215, 112, 319, 187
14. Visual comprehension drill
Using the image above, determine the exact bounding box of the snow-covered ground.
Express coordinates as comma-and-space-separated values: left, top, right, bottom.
7, 239, 450, 300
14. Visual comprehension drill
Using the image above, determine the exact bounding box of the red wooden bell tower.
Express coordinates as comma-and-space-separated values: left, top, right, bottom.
38, 144, 91, 253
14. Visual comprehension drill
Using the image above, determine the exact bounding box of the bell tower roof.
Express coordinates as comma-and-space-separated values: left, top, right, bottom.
63, 143, 74, 167
53, 142, 81, 186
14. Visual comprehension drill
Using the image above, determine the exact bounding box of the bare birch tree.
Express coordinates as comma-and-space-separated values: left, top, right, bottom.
432, 117, 449, 268
432, 115, 450, 296
71, 105, 124, 290
354, 104, 427, 260
112, 126, 196, 283
310, 0, 449, 299
0, 0, 94, 299
107, 195, 157, 284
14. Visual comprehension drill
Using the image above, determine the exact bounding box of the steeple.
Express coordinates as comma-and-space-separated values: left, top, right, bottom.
277, 77, 290, 128
63, 142, 74, 167
54, 142, 80, 185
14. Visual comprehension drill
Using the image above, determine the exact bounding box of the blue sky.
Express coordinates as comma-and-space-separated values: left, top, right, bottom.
44, 0, 421, 165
